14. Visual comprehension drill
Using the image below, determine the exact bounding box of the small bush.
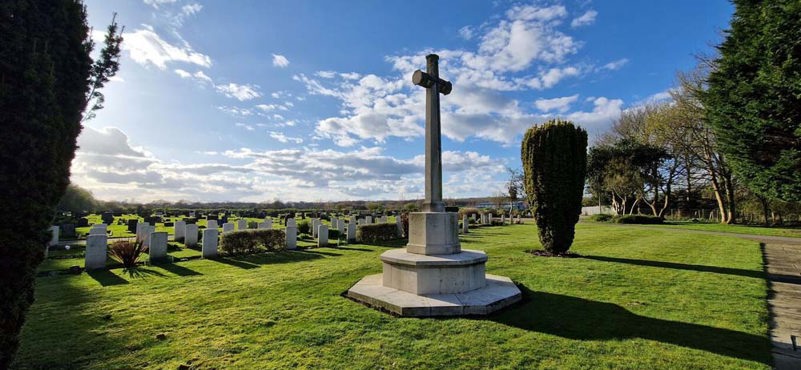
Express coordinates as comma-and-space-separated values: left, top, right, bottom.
614, 215, 664, 224
247, 221, 259, 229
357, 223, 400, 244
297, 220, 311, 235
459, 207, 480, 220
220, 229, 286, 255
589, 214, 614, 222
109, 240, 147, 268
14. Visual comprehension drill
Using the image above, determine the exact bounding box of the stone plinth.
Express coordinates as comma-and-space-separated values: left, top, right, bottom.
347, 273, 521, 317
381, 249, 486, 295
406, 212, 460, 255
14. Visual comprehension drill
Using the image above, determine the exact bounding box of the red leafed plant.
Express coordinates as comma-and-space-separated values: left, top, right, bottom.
108, 240, 147, 268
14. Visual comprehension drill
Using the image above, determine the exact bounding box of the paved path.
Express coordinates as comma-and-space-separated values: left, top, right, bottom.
627, 225, 801, 369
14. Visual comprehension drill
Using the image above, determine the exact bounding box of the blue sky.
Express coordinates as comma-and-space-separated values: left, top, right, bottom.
76, 0, 733, 203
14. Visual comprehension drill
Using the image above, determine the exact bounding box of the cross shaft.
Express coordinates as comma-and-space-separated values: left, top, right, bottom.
412, 54, 452, 213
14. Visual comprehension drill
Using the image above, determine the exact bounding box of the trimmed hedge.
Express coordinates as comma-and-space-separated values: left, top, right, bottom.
614, 215, 664, 224
220, 229, 285, 255
589, 214, 614, 222
356, 223, 400, 243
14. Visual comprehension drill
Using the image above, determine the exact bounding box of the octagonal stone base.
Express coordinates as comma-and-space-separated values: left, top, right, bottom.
347, 273, 522, 317
381, 249, 487, 295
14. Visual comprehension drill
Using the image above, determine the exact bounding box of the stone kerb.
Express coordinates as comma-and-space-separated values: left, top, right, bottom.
85, 234, 108, 270
202, 229, 218, 258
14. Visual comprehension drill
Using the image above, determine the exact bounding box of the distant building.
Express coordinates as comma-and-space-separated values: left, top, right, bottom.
476, 201, 527, 210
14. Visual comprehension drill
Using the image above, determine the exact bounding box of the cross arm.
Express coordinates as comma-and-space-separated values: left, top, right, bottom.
412, 70, 452, 95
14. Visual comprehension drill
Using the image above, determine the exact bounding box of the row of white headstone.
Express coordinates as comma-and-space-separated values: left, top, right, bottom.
79, 214, 411, 270
83, 218, 297, 271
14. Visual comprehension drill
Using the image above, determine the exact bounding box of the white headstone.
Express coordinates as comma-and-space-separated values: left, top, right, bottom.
488, 213, 493, 225
236, 219, 247, 231
347, 217, 357, 242
380, 216, 388, 224
337, 219, 345, 234
174, 220, 186, 241
285, 223, 297, 250
365, 216, 373, 224
185, 224, 199, 247
48, 225, 59, 246
462, 215, 469, 234
148, 232, 169, 261
85, 234, 107, 270
223, 222, 234, 233
89, 224, 106, 235
317, 225, 328, 247
142, 225, 155, 248
396, 215, 404, 237
207, 220, 218, 229
202, 229, 218, 258
501, 215, 506, 224
311, 218, 320, 237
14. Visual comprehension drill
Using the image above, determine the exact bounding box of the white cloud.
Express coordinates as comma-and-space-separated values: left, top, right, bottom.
602, 58, 629, 71
174, 69, 213, 84
571, 10, 598, 28
215, 83, 262, 101
143, 0, 178, 8
123, 27, 212, 70
181, 3, 203, 16
535, 95, 579, 113
458, 26, 474, 40
269, 131, 304, 144
272, 54, 290, 68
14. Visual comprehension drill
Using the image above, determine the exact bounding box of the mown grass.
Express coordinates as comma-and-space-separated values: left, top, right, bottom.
15, 222, 771, 369
657, 221, 801, 238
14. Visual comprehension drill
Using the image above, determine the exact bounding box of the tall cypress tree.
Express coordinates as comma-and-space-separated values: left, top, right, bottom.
521, 120, 588, 255
705, 0, 801, 201
0, 2, 121, 366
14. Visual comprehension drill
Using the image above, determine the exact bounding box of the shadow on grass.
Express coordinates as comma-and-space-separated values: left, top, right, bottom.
210, 250, 328, 269
157, 262, 202, 276
332, 246, 373, 252
581, 255, 780, 281
86, 269, 129, 286
121, 267, 167, 279
492, 286, 772, 365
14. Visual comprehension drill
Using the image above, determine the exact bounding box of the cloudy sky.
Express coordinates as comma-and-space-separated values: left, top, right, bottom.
77, 0, 733, 203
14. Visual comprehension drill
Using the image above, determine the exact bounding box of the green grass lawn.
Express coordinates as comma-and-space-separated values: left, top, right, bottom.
15, 222, 771, 369
654, 221, 801, 238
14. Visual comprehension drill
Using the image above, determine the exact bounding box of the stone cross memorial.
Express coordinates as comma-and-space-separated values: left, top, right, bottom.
347, 54, 521, 316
